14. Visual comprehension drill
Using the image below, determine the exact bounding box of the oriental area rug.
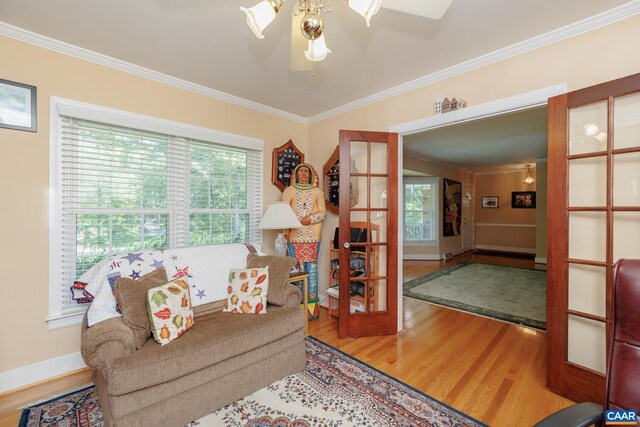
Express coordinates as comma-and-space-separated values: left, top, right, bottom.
20, 337, 486, 427
403, 262, 547, 330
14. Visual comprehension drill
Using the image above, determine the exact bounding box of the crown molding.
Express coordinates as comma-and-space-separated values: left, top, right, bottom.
0, 21, 309, 125
308, 0, 640, 124
2, 0, 639, 124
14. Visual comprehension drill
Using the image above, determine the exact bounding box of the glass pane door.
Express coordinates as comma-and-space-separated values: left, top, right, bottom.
338, 130, 398, 338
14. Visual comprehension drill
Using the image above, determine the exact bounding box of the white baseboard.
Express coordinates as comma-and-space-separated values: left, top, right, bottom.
403, 254, 442, 260
474, 244, 536, 254
0, 352, 87, 394
535, 257, 548, 264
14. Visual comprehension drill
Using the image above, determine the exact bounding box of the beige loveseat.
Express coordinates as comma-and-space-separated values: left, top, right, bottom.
80, 254, 305, 426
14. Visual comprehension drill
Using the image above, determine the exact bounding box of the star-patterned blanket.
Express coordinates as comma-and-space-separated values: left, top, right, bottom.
79, 243, 261, 327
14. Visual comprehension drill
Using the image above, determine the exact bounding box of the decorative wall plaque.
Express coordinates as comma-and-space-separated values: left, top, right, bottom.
271, 140, 304, 192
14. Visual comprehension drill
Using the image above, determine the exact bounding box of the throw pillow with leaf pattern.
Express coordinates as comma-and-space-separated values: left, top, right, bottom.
147, 278, 195, 345
223, 267, 269, 314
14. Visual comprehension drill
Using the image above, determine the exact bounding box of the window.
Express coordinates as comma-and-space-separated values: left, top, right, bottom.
49, 98, 263, 327
404, 178, 437, 242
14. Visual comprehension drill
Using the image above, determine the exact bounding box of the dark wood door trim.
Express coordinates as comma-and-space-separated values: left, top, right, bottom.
547, 72, 640, 403
338, 130, 398, 338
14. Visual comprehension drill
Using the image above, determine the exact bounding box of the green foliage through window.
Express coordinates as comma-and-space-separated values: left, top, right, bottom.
404, 181, 436, 241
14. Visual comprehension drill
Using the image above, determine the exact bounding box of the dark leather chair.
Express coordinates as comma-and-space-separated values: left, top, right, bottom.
534, 258, 640, 427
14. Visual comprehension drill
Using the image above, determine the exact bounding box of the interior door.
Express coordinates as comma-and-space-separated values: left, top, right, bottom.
338, 130, 398, 338
547, 72, 640, 403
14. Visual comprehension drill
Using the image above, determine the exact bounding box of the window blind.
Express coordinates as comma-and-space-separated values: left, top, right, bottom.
56, 116, 262, 316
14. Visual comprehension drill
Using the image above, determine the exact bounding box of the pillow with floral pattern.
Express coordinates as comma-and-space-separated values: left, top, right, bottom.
147, 277, 195, 345
223, 267, 269, 314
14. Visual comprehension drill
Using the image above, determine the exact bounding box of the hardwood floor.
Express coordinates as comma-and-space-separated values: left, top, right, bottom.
1, 253, 571, 427
311, 252, 572, 427
0, 369, 92, 427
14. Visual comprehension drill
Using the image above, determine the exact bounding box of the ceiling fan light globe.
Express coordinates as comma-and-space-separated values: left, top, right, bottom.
347, 0, 383, 27
301, 12, 324, 40
305, 33, 332, 61
240, 1, 279, 39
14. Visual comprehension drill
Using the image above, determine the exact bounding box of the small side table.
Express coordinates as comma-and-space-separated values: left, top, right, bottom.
288, 272, 309, 335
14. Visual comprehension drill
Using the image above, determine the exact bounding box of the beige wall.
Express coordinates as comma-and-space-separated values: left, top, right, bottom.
307, 14, 640, 304
402, 156, 473, 259
0, 35, 307, 373
2, 13, 640, 379
475, 170, 537, 252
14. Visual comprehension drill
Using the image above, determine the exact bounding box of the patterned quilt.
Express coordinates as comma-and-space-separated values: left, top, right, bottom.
76, 243, 261, 327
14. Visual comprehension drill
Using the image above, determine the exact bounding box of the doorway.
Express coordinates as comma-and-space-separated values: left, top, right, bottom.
389, 84, 567, 331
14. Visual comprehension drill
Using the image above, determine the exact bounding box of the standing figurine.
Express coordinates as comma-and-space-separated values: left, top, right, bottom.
282, 163, 326, 320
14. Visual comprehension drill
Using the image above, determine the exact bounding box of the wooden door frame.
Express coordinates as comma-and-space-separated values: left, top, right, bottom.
338, 130, 399, 338
547, 72, 640, 403
389, 84, 567, 331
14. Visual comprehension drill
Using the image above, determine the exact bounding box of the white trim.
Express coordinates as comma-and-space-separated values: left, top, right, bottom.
308, 1, 640, 123
475, 244, 536, 254
3, 1, 640, 123
403, 241, 439, 246
403, 254, 442, 261
0, 352, 86, 394
46, 311, 85, 329
390, 84, 567, 135
52, 97, 264, 151
390, 85, 564, 333
48, 96, 264, 328
535, 257, 548, 265
403, 177, 438, 244
0, 22, 308, 125
475, 223, 536, 229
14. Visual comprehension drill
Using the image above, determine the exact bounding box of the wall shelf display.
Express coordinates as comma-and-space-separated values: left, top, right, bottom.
322, 145, 359, 214
323, 145, 340, 214
512, 191, 536, 208
272, 139, 304, 192
327, 222, 380, 318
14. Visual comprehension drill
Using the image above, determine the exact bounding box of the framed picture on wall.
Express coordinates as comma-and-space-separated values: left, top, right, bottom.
0, 78, 37, 132
443, 178, 462, 236
512, 191, 536, 208
481, 196, 499, 208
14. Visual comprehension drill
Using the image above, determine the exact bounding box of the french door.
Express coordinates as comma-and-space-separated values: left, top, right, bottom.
547, 73, 640, 402
338, 130, 398, 338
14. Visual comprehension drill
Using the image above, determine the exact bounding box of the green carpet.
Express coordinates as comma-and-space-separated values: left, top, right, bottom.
403, 262, 547, 330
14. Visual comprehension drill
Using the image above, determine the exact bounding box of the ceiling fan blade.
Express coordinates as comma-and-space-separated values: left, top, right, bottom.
381, 0, 453, 19
290, 13, 312, 71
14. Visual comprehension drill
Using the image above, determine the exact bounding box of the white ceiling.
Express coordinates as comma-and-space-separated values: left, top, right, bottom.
0, 0, 635, 119
403, 107, 548, 173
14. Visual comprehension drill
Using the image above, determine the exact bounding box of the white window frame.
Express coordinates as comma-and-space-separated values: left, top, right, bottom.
48, 97, 263, 329
403, 177, 438, 244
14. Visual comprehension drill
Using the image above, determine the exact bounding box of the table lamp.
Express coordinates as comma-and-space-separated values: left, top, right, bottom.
258, 202, 302, 256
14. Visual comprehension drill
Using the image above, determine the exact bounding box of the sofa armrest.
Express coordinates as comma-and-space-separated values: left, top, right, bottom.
81, 312, 136, 369
283, 283, 303, 309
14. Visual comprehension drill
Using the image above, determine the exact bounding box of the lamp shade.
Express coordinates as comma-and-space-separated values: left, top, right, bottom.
305, 33, 332, 62
258, 202, 302, 229
347, 0, 383, 27
240, 0, 279, 39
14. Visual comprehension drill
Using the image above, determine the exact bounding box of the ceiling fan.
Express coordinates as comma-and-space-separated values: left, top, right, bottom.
240, 0, 454, 69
